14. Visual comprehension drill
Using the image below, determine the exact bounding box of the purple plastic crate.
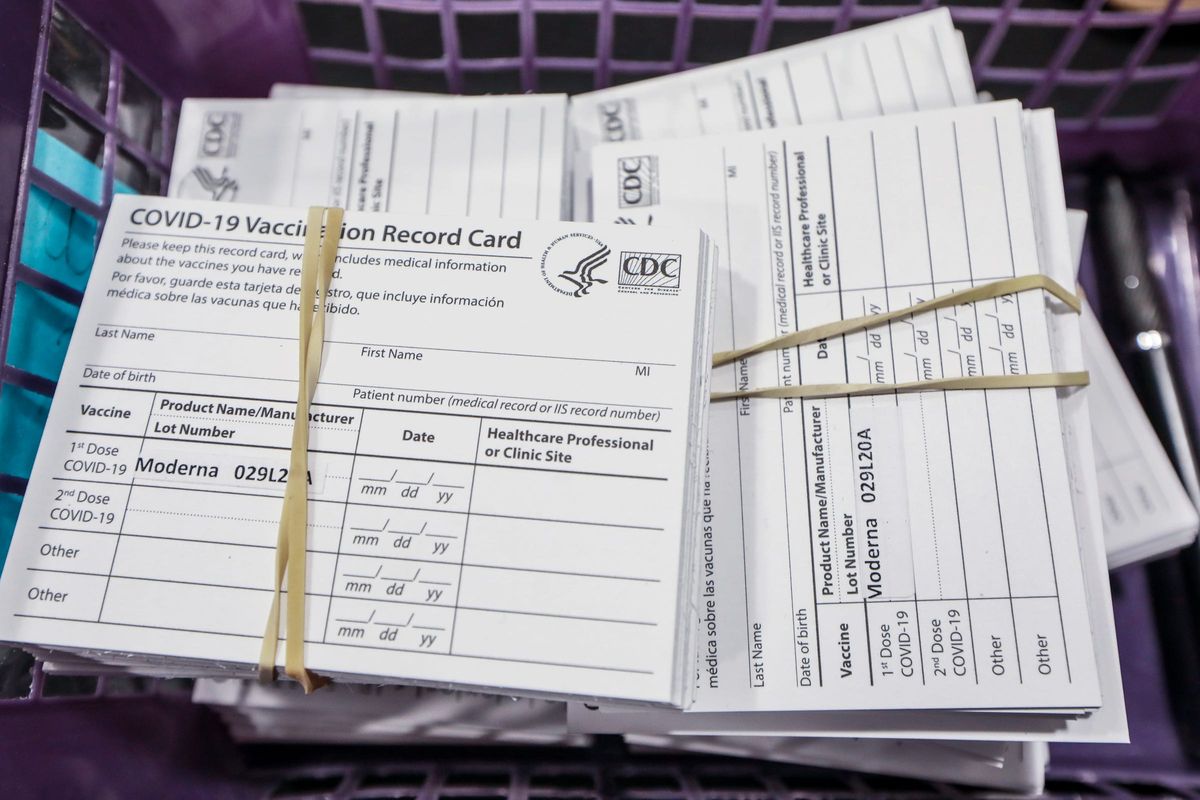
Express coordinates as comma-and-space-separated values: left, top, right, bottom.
1, 1, 1200, 797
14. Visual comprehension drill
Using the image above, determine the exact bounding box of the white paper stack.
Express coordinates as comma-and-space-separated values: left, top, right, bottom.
193, 679, 589, 747
0, 196, 718, 707
580, 94, 1125, 737
187, 675, 1045, 792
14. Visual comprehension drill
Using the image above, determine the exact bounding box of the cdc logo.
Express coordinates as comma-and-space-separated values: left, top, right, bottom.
617, 155, 659, 209
597, 99, 639, 143
618, 251, 681, 295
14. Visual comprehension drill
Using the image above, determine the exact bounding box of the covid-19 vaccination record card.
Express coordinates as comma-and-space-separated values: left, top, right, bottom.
0, 195, 717, 706
585, 100, 1114, 720
170, 94, 567, 221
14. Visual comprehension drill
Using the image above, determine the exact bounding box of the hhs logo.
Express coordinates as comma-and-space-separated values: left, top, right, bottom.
540, 232, 611, 298
175, 165, 240, 201
619, 251, 681, 295
617, 155, 659, 209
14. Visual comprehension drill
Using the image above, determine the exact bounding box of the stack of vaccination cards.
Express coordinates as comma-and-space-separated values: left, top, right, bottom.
580, 98, 1127, 743
0, 194, 718, 708
2, 6, 1187, 792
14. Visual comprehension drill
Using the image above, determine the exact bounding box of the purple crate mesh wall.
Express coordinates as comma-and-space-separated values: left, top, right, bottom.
2, 0, 1200, 797
296, 0, 1200, 117
289, 0, 1200, 170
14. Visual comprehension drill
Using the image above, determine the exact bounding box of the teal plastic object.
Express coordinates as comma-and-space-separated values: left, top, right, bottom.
32, 127, 103, 203
0, 383, 52, 485
0, 494, 21, 557
0, 130, 135, 563
9, 130, 136, 381
0, 380, 52, 563
6, 282, 78, 383
19, 185, 98, 293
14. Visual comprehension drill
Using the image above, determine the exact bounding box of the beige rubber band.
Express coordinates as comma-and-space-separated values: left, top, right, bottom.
258, 206, 343, 693
712, 274, 1081, 368
711, 371, 1090, 402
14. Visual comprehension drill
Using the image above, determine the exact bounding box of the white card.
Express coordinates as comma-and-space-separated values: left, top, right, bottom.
569, 9, 973, 220
169, 95, 568, 221
0, 196, 716, 706
194, 678, 586, 746
588, 101, 1104, 713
